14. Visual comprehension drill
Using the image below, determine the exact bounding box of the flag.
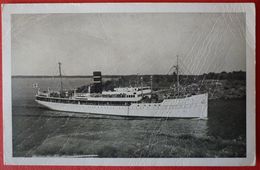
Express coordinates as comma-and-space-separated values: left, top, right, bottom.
33, 83, 38, 89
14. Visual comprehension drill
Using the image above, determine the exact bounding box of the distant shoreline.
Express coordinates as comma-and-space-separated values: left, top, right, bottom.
11, 74, 201, 79
11, 71, 246, 79
12, 75, 121, 78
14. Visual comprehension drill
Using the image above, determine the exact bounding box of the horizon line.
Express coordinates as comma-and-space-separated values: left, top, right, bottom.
11, 70, 246, 78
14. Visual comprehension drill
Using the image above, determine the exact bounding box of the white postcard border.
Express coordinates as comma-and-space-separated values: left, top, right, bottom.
2, 3, 256, 166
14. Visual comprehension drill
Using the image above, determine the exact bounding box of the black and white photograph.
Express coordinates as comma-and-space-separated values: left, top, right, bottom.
2, 3, 255, 166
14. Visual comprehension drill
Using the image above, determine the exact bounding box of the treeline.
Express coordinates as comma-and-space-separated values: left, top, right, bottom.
105, 71, 246, 88
200, 71, 246, 80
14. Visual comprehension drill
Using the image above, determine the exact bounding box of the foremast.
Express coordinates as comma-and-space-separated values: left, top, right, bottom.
58, 62, 63, 95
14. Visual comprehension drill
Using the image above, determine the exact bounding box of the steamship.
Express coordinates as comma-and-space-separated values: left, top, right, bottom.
35, 62, 208, 118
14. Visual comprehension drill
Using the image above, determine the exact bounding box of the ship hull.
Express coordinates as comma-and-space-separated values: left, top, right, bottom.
35, 93, 208, 118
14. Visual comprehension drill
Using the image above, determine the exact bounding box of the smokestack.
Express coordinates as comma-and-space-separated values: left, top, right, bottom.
93, 71, 102, 93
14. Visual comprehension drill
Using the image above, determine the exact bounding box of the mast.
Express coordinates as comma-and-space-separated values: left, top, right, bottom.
141, 76, 143, 98
150, 75, 153, 94
136, 73, 139, 87
176, 55, 179, 96
58, 62, 63, 93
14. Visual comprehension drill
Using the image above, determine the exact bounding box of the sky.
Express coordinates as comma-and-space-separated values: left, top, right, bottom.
11, 13, 246, 76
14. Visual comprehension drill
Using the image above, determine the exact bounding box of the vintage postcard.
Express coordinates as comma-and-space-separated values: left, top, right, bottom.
2, 3, 255, 166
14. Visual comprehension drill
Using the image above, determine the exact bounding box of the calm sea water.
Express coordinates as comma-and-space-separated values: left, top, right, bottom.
12, 78, 246, 158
